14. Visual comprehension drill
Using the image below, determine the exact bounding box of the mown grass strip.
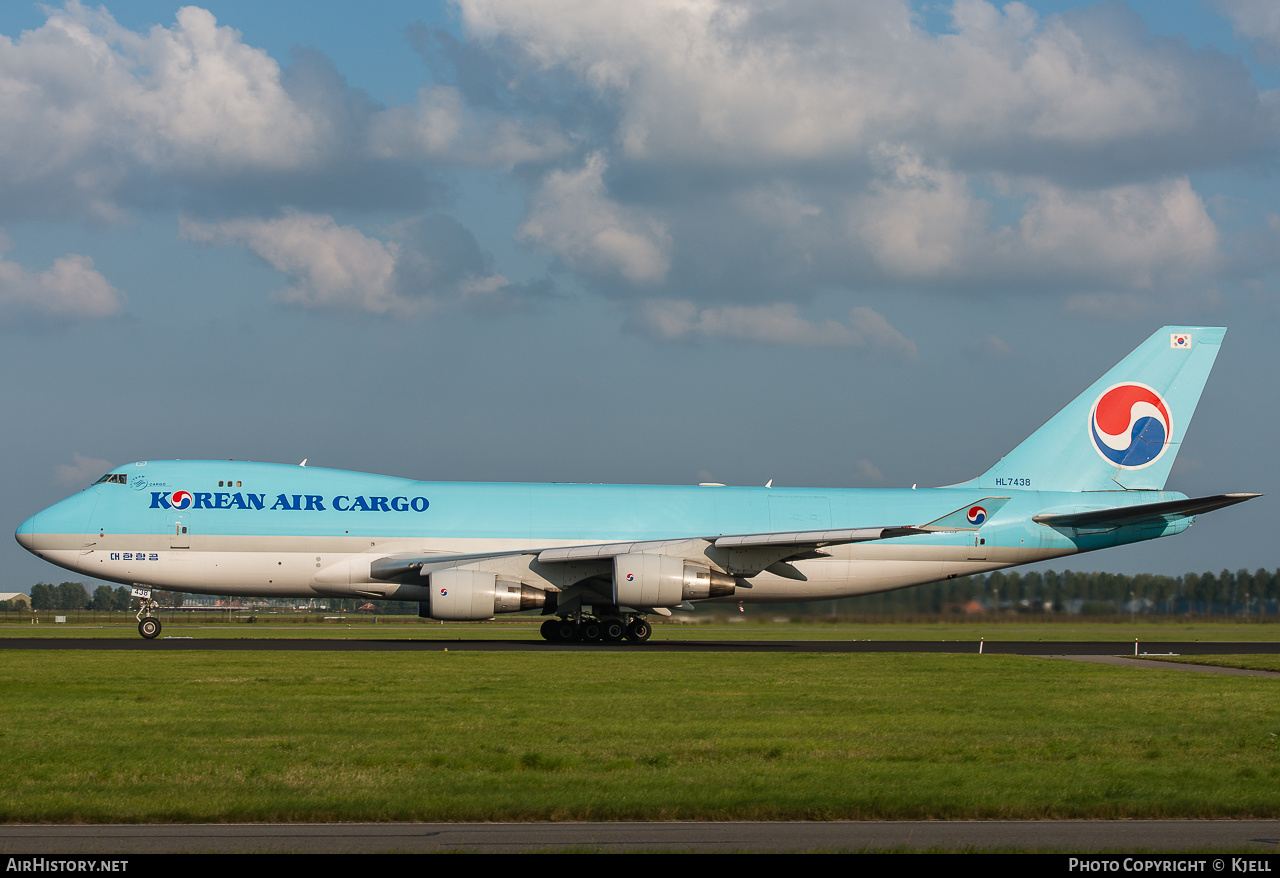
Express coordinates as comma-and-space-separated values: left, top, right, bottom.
4, 616, 1280, 641
2, 651, 1277, 823
1144, 655, 1280, 673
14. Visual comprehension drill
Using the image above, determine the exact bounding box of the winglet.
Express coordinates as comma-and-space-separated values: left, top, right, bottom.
918, 498, 1010, 531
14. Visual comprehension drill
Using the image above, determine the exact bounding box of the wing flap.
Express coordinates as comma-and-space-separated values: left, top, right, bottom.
537, 538, 708, 563
369, 550, 539, 581
713, 526, 923, 548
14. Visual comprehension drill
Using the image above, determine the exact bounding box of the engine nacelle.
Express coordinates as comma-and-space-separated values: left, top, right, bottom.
419, 569, 546, 621
612, 554, 736, 606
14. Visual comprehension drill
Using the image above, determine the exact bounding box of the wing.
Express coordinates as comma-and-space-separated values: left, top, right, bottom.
369, 497, 1011, 584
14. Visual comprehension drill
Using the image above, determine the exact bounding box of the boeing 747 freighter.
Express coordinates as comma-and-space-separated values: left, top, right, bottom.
16, 326, 1259, 641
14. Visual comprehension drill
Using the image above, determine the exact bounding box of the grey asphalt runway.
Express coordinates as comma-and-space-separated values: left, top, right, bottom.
2, 820, 1279, 853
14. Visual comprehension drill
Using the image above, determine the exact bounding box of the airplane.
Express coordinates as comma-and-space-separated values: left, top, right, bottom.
15, 325, 1260, 641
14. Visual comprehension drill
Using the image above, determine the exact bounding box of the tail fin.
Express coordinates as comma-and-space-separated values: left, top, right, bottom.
974, 327, 1224, 493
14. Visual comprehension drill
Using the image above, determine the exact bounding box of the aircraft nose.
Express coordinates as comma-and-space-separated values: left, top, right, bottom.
16, 490, 95, 557
15, 512, 39, 552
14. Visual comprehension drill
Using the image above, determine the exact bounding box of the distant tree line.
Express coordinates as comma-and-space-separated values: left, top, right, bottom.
786, 568, 1280, 616
18, 582, 136, 612
0, 584, 369, 614
5, 568, 1280, 617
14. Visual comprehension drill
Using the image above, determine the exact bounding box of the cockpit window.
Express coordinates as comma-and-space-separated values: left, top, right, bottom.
94, 473, 127, 485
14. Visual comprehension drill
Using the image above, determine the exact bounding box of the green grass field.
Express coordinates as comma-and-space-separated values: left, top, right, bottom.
5, 612, 1280, 642
2, 648, 1277, 823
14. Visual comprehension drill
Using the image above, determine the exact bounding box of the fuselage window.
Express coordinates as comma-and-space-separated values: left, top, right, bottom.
94, 473, 127, 485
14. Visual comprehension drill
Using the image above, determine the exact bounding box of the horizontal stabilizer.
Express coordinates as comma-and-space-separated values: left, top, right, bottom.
1033, 493, 1261, 530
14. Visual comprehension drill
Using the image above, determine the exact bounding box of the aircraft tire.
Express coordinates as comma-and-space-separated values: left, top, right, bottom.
138, 618, 161, 640
626, 619, 651, 643
540, 619, 559, 641
581, 620, 602, 641
602, 620, 626, 641
554, 619, 578, 642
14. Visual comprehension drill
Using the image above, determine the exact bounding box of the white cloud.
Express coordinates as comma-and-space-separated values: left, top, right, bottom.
1008, 177, 1219, 289
118, 6, 324, 171
1214, 0, 1280, 62
54, 452, 112, 487
181, 210, 520, 316
366, 85, 569, 166
459, 0, 1275, 175
182, 211, 403, 312
962, 334, 1013, 361
844, 306, 918, 358
852, 459, 885, 484
0, 233, 123, 323
0, 3, 567, 221
0, 3, 1261, 324
634, 300, 917, 356
853, 147, 987, 279
520, 153, 671, 284
849, 150, 1219, 291
0, 2, 323, 218
463, 0, 1244, 305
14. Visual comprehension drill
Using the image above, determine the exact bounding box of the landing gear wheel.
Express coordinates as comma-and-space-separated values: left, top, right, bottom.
554, 619, 578, 642
602, 620, 626, 642
138, 618, 161, 640
626, 619, 651, 643
540, 619, 559, 641
581, 620, 602, 641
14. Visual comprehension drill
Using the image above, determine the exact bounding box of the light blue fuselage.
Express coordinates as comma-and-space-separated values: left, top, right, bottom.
15, 459, 1186, 603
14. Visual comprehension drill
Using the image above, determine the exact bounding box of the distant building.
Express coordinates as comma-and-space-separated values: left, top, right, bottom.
943, 599, 987, 615
0, 593, 31, 608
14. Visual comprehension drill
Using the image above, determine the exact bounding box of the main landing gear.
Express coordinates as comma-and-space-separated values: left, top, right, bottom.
540, 615, 651, 643
136, 598, 161, 640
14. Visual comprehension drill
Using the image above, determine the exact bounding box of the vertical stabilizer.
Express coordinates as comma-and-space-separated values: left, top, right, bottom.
975, 327, 1223, 492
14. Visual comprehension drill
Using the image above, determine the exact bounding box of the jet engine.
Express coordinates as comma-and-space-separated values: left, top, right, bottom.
419, 568, 546, 621
612, 554, 736, 606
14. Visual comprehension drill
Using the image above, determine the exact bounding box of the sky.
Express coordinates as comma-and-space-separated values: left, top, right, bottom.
2, 0, 1279, 593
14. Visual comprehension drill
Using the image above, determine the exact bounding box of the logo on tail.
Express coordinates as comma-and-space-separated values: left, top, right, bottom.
1089, 383, 1171, 469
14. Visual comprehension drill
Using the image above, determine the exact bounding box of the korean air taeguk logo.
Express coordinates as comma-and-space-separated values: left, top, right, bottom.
169, 490, 193, 510
1089, 383, 1171, 469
